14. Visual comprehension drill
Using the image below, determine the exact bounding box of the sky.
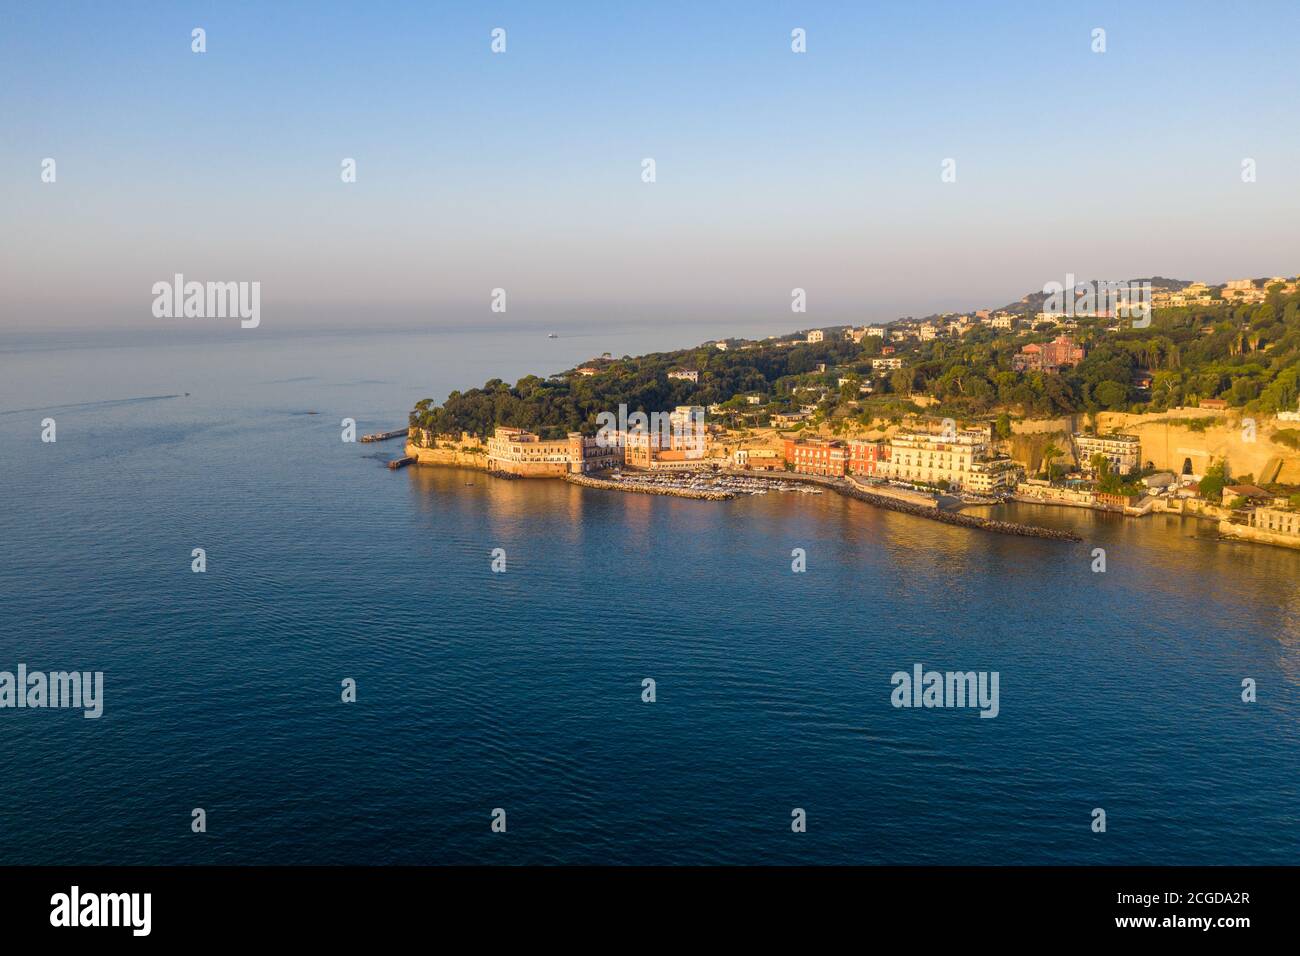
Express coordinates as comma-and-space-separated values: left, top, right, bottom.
2, 0, 1299, 336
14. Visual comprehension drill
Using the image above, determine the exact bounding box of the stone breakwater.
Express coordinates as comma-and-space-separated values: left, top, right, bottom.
563, 473, 734, 500
840, 483, 1082, 541
727, 469, 1082, 542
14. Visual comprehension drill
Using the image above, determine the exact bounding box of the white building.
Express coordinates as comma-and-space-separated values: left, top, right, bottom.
879, 429, 1018, 492
872, 357, 903, 371
806, 330, 825, 343
1074, 433, 1141, 476
668, 369, 699, 383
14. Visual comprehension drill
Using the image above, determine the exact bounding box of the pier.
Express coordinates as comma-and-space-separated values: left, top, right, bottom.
387, 456, 416, 470
361, 428, 410, 443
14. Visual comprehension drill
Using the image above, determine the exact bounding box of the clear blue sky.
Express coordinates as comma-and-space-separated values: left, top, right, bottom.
3, 0, 1298, 333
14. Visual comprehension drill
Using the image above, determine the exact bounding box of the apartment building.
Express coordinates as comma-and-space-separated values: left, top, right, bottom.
1074, 432, 1140, 476
783, 437, 847, 477
877, 428, 1017, 491
847, 439, 890, 477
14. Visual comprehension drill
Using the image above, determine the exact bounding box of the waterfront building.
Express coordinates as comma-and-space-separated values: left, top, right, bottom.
734, 447, 783, 471
1243, 506, 1300, 536
783, 437, 847, 477
1074, 433, 1141, 476
877, 427, 1016, 491
847, 439, 890, 477
1016, 479, 1097, 506
486, 427, 619, 476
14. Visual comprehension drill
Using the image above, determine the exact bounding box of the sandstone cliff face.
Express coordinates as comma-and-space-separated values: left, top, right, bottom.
1096, 409, 1300, 482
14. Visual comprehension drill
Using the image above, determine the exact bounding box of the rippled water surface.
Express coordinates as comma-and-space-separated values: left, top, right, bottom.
2, 328, 1297, 864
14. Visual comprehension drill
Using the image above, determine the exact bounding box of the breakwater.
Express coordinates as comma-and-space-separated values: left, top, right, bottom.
563, 473, 734, 500
727, 470, 1081, 542
840, 482, 1081, 541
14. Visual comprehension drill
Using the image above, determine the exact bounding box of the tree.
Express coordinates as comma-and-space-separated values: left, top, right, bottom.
1040, 442, 1064, 480
994, 412, 1012, 440
1199, 461, 1228, 502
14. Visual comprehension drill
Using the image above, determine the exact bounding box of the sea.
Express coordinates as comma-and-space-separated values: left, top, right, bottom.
2, 324, 1297, 865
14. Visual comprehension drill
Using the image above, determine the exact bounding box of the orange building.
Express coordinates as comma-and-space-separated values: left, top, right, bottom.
783, 438, 847, 476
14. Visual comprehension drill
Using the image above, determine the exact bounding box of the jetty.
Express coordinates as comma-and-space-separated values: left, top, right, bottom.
724, 469, 1082, 542
387, 456, 416, 470
361, 428, 410, 443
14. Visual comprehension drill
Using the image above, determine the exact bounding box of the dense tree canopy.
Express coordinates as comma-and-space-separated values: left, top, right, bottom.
412, 287, 1300, 437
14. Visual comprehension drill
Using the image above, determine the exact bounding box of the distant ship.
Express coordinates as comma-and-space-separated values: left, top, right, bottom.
547, 332, 558, 338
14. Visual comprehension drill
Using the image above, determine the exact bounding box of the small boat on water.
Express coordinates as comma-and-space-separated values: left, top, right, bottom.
547, 333, 558, 339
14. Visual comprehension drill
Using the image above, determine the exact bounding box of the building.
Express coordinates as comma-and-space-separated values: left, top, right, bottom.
1013, 335, 1085, 373
1243, 506, 1300, 536
1199, 398, 1228, 411
990, 314, 1015, 330
878, 428, 1015, 491
1074, 433, 1141, 476
918, 324, 937, 341
872, 357, 903, 371
714, 341, 729, 351
668, 369, 699, 383
866, 326, 888, 339
1221, 484, 1275, 506
486, 427, 620, 476
844, 327, 867, 343
735, 447, 782, 471
783, 437, 847, 476
576, 366, 599, 376
965, 458, 1022, 493
806, 330, 824, 343
771, 411, 809, 428
847, 439, 890, 477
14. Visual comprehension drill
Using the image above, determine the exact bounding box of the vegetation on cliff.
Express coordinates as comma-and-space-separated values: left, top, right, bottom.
410, 285, 1300, 439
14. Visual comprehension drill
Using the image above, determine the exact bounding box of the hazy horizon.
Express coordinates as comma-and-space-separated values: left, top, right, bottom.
4, 0, 1299, 335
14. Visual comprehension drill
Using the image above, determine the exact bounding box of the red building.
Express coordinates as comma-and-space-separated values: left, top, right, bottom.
1013, 335, 1085, 373
783, 438, 847, 476
847, 439, 890, 476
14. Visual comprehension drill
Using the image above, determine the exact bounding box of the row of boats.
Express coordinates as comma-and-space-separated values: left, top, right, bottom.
604, 470, 823, 496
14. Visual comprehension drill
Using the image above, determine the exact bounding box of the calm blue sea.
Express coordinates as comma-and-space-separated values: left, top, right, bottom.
1, 325, 1298, 865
